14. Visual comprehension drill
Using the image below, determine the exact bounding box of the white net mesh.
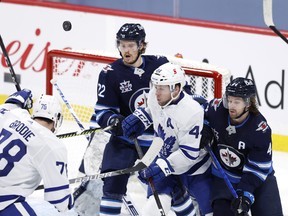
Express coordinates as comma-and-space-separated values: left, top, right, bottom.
47, 49, 231, 123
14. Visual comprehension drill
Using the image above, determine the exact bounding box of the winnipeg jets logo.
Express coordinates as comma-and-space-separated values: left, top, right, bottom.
119, 80, 132, 93
221, 148, 238, 167
129, 88, 149, 112
218, 144, 244, 170
256, 121, 269, 132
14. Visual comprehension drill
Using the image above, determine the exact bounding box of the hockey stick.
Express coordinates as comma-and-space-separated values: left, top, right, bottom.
134, 138, 166, 216
36, 137, 163, 190
51, 78, 94, 173
56, 125, 113, 139
0, 34, 21, 91
122, 194, 140, 216
50, 79, 89, 141
205, 145, 238, 198
50, 79, 141, 215
263, 0, 288, 44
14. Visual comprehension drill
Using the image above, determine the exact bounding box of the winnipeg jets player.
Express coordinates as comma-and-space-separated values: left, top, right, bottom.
200, 77, 283, 216
0, 90, 73, 215
122, 62, 213, 216
77, 23, 169, 215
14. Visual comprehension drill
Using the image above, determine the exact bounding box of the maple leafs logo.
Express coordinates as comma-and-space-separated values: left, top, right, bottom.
155, 124, 176, 157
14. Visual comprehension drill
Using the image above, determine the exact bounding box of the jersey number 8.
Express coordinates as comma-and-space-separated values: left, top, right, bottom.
0, 128, 27, 176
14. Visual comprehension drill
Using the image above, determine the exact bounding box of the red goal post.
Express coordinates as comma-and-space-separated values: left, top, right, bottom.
46, 49, 231, 123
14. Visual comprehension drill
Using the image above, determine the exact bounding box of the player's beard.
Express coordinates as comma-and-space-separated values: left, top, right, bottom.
122, 51, 141, 65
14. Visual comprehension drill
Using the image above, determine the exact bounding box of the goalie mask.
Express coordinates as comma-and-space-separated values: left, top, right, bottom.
151, 62, 186, 107
32, 94, 63, 133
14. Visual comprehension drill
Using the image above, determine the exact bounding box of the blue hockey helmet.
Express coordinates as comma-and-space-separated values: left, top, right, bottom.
116, 23, 146, 42
226, 77, 256, 98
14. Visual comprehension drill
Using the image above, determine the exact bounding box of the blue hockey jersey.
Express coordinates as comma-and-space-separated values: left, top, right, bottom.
205, 98, 274, 193
91, 55, 168, 146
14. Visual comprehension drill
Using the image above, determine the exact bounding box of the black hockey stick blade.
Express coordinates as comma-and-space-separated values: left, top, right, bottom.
263, 0, 288, 45
269, 26, 288, 44
36, 137, 163, 190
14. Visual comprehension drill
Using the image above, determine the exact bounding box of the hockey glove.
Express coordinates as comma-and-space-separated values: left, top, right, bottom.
5, 89, 33, 109
138, 157, 174, 184
107, 114, 125, 136
231, 190, 254, 216
199, 122, 214, 149
122, 108, 152, 139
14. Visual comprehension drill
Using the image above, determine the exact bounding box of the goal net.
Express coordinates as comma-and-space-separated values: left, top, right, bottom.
46, 49, 231, 124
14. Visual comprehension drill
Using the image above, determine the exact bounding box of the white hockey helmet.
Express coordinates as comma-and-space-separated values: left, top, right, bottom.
151, 62, 186, 91
32, 94, 63, 132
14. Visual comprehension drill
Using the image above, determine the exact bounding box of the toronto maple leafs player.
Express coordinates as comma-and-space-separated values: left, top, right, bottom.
81, 23, 169, 215
0, 90, 73, 215
200, 77, 283, 216
122, 62, 213, 216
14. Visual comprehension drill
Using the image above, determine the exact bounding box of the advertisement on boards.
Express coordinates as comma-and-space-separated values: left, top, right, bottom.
0, 1, 287, 149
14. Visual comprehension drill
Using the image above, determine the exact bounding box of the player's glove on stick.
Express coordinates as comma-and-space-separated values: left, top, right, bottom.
231, 190, 254, 216
199, 121, 214, 149
108, 114, 125, 136
5, 89, 33, 109
122, 108, 152, 139
138, 156, 174, 184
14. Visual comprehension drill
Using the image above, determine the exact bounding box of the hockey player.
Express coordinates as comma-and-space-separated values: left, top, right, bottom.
0, 90, 74, 215
81, 23, 169, 215
200, 77, 283, 216
122, 62, 213, 216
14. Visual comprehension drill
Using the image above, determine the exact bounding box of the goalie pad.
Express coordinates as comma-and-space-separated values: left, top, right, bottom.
73, 180, 103, 216
74, 131, 109, 215
83, 131, 110, 175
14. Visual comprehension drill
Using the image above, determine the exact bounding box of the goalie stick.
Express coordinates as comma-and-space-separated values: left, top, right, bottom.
36, 137, 163, 190
263, 0, 288, 44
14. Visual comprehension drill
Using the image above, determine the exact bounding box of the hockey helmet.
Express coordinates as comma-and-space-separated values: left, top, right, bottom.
32, 94, 63, 132
116, 23, 146, 42
151, 62, 186, 91
226, 77, 256, 98
223, 77, 256, 109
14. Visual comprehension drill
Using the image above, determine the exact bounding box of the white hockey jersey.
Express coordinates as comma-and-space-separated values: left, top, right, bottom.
147, 89, 211, 175
0, 104, 72, 212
